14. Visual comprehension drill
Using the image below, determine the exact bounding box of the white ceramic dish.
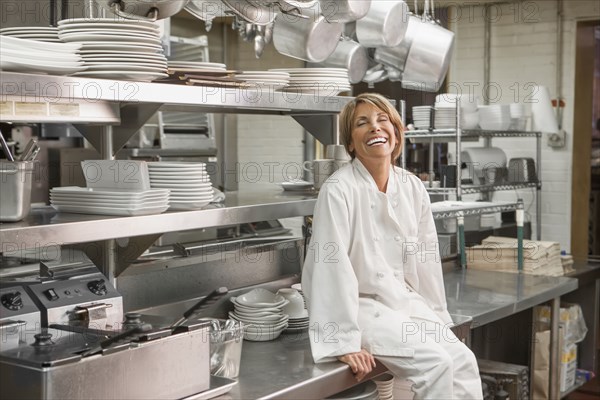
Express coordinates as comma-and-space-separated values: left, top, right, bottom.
83, 64, 167, 73
148, 162, 207, 168
51, 186, 168, 197
51, 199, 168, 209
1, 49, 83, 65
229, 312, 288, 324
73, 71, 169, 81
0, 57, 87, 74
60, 33, 161, 45
0, 35, 81, 51
52, 204, 168, 216
57, 18, 160, 30
235, 289, 287, 307
57, 22, 159, 32
79, 42, 163, 53
50, 194, 168, 204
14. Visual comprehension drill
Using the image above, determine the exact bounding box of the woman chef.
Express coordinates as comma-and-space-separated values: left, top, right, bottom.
302, 93, 483, 399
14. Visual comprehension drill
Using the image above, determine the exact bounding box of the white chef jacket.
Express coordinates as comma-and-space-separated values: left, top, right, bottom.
302, 158, 453, 363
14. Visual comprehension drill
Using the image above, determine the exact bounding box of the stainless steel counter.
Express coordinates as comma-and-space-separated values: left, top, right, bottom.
210, 269, 578, 400
443, 269, 578, 326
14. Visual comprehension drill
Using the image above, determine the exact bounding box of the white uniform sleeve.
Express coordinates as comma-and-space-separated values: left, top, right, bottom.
416, 184, 453, 325
302, 184, 362, 363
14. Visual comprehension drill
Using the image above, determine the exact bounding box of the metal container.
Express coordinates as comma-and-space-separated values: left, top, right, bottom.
508, 158, 537, 183
355, 0, 410, 47
273, 12, 343, 62
96, 0, 189, 21
208, 319, 244, 379
373, 14, 419, 73
319, 39, 368, 84
318, 0, 371, 23
0, 161, 34, 222
0, 322, 211, 400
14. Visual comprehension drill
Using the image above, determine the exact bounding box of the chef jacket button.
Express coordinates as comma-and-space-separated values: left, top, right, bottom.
394, 235, 401, 242
393, 201, 398, 207
374, 312, 381, 318
377, 272, 384, 278
373, 236, 379, 242
370, 203, 376, 209
394, 271, 400, 277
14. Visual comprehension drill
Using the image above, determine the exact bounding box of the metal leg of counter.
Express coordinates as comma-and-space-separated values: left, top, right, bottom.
550, 296, 561, 400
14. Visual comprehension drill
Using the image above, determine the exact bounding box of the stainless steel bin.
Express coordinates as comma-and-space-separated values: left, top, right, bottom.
0, 161, 34, 222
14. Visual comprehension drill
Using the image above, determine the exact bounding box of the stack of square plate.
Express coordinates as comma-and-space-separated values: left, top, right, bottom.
57, 18, 168, 82
0, 35, 85, 75
50, 187, 169, 216
0, 26, 60, 42
270, 68, 351, 96
433, 106, 457, 129
148, 162, 214, 210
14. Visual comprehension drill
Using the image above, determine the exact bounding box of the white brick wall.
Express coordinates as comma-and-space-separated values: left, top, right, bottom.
447, 0, 600, 251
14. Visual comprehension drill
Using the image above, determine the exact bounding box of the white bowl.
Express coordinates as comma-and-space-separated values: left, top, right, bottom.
231, 298, 288, 312
235, 288, 287, 307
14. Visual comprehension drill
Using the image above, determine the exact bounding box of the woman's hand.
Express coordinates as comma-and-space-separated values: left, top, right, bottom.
337, 349, 377, 381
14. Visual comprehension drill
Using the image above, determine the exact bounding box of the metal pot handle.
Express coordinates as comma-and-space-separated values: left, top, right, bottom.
110, 2, 159, 22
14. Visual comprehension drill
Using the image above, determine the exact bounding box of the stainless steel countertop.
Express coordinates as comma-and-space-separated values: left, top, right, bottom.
214, 269, 578, 399
443, 269, 578, 326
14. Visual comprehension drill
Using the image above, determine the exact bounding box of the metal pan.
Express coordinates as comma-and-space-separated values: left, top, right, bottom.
355, 0, 409, 47
319, 0, 371, 23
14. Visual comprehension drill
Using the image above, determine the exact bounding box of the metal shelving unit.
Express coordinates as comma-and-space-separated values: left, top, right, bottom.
402, 107, 542, 240
0, 72, 350, 280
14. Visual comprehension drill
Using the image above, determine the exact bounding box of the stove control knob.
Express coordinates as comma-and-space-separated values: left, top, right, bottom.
1, 291, 24, 311
87, 279, 107, 296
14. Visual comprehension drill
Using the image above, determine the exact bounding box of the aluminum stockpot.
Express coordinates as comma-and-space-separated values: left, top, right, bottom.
97, 0, 190, 20
273, 13, 343, 62
401, 19, 455, 92
319, 0, 371, 23
355, 0, 409, 47
320, 39, 368, 83
373, 13, 419, 73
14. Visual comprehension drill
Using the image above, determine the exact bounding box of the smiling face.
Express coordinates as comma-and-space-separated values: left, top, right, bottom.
349, 102, 398, 165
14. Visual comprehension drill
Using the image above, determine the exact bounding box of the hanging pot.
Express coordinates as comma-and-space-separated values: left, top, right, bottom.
319, 0, 371, 23
373, 13, 419, 73
97, 0, 190, 21
273, 12, 343, 62
355, 0, 409, 47
401, 0, 455, 92
319, 39, 368, 84
221, 0, 276, 25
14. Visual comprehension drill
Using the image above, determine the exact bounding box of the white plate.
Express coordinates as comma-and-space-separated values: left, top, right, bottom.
148, 162, 206, 169
51, 199, 168, 209
1, 27, 58, 32
0, 35, 81, 51
3, 34, 59, 39
57, 23, 159, 33
151, 183, 212, 189
72, 71, 168, 81
280, 181, 314, 191
169, 61, 226, 68
51, 186, 168, 197
81, 55, 167, 62
235, 289, 287, 307
149, 177, 210, 182
1, 49, 83, 65
83, 64, 167, 73
50, 192, 168, 202
80, 42, 163, 52
149, 172, 209, 178
52, 204, 168, 216
57, 18, 160, 30
83, 60, 168, 68
169, 200, 212, 210
0, 56, 87, 74
60, 33, 161, 45
169, 195, 214, 202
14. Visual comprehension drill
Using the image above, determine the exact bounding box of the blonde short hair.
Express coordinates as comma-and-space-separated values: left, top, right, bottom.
339, 93, 404, 164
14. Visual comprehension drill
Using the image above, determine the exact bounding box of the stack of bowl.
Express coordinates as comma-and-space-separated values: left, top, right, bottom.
277, 288, 309, 333
372, 373, 395, 400
229, 288, 289, 341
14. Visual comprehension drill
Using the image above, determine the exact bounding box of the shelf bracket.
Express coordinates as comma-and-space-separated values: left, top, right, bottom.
73, 234, 162, 279
292, 115, 339, 145
74, 102, 163, 157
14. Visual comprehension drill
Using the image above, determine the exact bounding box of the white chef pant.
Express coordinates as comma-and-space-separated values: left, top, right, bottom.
375, 317, 483, 400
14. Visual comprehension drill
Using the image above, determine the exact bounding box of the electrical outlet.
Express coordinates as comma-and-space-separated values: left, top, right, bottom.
547, 130, 566, 148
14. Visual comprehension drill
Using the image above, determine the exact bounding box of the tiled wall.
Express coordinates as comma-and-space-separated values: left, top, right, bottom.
447, 0, 600, 251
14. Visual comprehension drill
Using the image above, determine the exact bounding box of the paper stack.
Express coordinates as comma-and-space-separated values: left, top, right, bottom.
466, 236, 564, 276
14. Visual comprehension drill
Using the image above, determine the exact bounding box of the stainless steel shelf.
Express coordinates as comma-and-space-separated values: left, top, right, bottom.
430, 201, 520, 220
427, 182, 540, 194
0, 190, 317, 249
406, 129, 542, 139
0, 72, 351, 116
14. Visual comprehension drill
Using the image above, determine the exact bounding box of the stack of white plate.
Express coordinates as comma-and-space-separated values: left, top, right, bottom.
326, 381, 379, 400
168, 61, 227, 73
234, 71, 290, 90
50, 187, 169, 216
147, 162, 214, 210
229, 288, 289, 342
478, 104, 512, 131
270, 68, 351, 96
0, 35, 85, 75
509, 103, 528, 131
412, 106, 434, 129
372, 373, 395, 400
285, 313, 309, 333
433, 105, 457, 129
0, 26, 60, 42
57, 18, 168, 82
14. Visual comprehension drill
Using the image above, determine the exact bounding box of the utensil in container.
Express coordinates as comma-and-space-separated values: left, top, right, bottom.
0, 161, 34, 222
355, 0, 410, 47
208, 318, 245, 378
0, 129, 15, 161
